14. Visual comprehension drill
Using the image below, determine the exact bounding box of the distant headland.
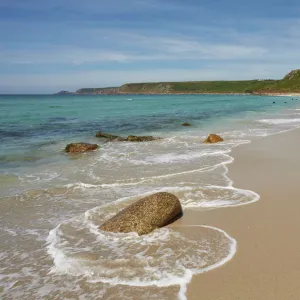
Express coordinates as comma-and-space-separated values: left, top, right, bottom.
55, 69, 300, 96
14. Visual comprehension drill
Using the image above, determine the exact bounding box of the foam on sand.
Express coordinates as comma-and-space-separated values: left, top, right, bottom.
47, 213, 237, 300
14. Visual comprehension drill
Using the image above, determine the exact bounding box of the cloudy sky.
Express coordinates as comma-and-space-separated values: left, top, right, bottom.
1, 0, 300, 93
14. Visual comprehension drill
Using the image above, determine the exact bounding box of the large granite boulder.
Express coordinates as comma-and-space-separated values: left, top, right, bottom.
65, 143, 99, 153
126, 135, 161, 142
99, 192, 183, 235
204, 134, 224, 144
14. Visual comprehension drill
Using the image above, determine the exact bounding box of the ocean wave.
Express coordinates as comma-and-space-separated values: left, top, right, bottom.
258, 118, 300, 124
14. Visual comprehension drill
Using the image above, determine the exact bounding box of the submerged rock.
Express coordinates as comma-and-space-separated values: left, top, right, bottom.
65, 143, 99, 153
204, 134, 224, 144
99, 192, 183, 235
95, 132, 120, 139
95, 132, 161, 142
126, 135, 161, 142
182, 122, 191, 126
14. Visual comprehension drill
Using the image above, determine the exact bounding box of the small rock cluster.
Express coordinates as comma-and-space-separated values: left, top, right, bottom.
95, 132, 161, 142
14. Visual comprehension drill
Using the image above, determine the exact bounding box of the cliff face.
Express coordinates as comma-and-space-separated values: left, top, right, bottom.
60, 69, 300, 95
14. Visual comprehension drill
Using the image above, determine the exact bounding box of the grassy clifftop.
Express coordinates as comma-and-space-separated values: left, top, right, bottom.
76, 87, 119, 94
74, 69, 300, 94
119, 80, 275, 94
118, 69, 300, 94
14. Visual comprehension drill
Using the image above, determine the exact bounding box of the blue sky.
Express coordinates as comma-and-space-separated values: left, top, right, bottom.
1, 0, 300, 93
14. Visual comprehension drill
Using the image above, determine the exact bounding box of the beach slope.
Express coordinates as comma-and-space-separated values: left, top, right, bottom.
186, 128, 300, 299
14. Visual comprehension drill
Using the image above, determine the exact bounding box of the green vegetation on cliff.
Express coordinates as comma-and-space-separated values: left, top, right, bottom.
118, 69, 300, 94
76, 87, 119, 94
118, 80, 275, 94
74, 69, 300, 94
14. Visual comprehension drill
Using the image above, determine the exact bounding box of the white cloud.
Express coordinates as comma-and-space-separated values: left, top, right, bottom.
0, 36, 268, 65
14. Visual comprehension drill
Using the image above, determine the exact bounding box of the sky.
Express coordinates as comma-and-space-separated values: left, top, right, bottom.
0, 0, 300, 93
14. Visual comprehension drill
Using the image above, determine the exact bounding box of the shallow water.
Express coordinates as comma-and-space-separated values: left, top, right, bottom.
1, 94, 300, 299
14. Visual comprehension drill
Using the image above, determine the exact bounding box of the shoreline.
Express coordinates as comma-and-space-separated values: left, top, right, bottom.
184, 126, 300, 299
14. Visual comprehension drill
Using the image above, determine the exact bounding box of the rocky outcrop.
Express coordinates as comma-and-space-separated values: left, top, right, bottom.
65, 143, 99, 153
204, 134, 224, 144
182, 122, 191, 126
99, 192, 183, 235
126, 135, 161, 142
95, 132, 161, 142
95, 132, 121, 140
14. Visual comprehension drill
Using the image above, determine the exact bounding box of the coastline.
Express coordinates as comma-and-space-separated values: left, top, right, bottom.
55, 91, 300, 96
184, 127, 300, 299
55, 69, 300, 96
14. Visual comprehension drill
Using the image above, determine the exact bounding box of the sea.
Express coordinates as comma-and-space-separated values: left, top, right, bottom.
1, 94, 300, 300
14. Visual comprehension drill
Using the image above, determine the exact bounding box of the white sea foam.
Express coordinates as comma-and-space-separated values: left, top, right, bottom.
258, 118, 300, 124
47, 218, 237, 300
46, 151, 259, 300
182, 186, 260, 208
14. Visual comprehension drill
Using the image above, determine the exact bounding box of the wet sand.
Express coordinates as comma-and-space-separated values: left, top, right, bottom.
185, 127, 300, 299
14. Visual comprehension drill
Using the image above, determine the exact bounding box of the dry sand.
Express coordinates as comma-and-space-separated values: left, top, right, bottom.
184, 127, 300, 299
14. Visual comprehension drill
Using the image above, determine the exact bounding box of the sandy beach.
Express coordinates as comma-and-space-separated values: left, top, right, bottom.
183, 127, 300, 299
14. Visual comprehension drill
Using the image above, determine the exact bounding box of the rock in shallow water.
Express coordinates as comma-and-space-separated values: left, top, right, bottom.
65, 143, 99, 153
126, 135, 161, 142
204, 134, 224, 144
95, 132, 121, 140
95, 132, 161, 142
181, 122, 191, 126
99, 192, 183, 235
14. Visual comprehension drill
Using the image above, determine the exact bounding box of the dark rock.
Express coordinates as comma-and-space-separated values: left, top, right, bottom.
273, 101, 276, 104
95, 132, 161, 142
95, 132, 120, 139
204, 134, 224, 144
106, 137, 127, 142
126, 135, 161, 142
65, 143, 99, 153
182, 122, 191, 126
99, 192, 183, 235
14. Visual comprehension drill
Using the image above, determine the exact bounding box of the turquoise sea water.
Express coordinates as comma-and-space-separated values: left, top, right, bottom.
1, 94, 300, 300
0, 94, 298, 167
